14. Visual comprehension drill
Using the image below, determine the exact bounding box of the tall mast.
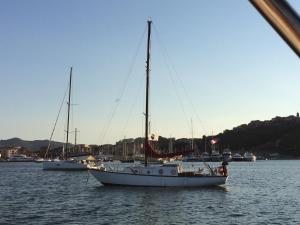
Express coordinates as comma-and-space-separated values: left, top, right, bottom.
204, 136, 207, 153
74, 128, 78, 151
65, 67, 72, 159
144, 19, 152, 167
191, 118, 194, 150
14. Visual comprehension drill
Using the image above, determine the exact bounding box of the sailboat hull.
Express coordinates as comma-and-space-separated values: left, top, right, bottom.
89, 169, 227, 187
43, 160, 88, 171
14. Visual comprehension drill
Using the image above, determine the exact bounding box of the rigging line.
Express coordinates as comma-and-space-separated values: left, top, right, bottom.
99, 101, 119, 144
117, 26, 147, 104
99, 98, 119, 143
99, 25, 147, 144
152, 24, 191, 132
70, 77, 79, 141
121, 73, 144, 137
44, 83, 69, 159
99, 26, 147, 144
161, 53, 191, 132
169, 57, 205, 133
153, 24, 206, 133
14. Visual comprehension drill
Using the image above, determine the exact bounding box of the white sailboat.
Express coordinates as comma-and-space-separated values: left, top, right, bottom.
90, 20, 228, 187
201, 137, 211, 161
43, 67, 88, 171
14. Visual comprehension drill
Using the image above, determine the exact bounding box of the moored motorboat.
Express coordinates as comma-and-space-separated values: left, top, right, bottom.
232, 153, 244, 161
244, 152, 256, 161
211, 150, 221, 162
7, 154, 34, 162
222, 148, 232, 162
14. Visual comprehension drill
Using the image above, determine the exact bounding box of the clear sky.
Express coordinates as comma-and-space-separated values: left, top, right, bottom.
1, 0, 300, 145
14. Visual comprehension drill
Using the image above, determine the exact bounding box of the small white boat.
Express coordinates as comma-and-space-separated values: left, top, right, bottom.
244, 152, 256, 161
7, 154, 34, 162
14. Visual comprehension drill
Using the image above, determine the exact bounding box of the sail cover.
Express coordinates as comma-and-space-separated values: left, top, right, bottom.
146, 142, 194, 158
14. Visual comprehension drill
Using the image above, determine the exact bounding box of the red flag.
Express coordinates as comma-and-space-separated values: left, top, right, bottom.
211, 138, 218, 145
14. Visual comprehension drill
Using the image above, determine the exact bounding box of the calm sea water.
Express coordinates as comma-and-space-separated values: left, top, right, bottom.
0, 161, 299, 225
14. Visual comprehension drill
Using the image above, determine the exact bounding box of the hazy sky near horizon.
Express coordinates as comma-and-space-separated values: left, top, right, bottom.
1, 0, 300, 144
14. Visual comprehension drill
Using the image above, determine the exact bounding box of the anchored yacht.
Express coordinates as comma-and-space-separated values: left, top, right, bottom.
90, 20, 228, 187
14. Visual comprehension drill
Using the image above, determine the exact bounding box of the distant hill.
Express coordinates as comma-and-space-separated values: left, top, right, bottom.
155, 115, 300, 158
2, 115, 300, 158
0, 138, 64, 151
212, 115, 300, 158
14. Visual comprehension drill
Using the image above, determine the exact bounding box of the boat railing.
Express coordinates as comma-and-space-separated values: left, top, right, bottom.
99, 163, 123, 172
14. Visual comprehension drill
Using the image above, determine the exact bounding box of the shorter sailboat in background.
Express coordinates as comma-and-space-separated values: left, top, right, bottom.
43, 67, 88, 171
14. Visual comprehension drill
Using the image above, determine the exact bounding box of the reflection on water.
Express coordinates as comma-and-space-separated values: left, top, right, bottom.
93, 182, 229, 225
0, 161, 299, 225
